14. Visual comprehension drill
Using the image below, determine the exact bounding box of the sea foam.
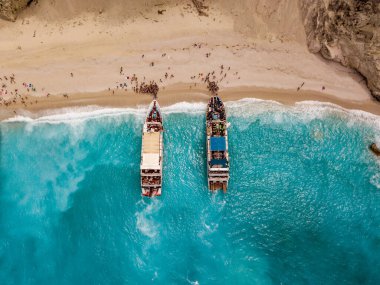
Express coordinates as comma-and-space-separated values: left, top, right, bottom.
2, 99, 380, 133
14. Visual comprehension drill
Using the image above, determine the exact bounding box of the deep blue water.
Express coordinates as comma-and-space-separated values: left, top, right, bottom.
1, 100, 380, 285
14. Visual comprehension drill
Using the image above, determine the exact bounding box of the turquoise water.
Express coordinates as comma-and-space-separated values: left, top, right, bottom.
1, 100, 380, 285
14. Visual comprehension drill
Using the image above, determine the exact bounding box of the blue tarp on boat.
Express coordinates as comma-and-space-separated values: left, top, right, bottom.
210, 159, 228, 167
210, 137, 226, 151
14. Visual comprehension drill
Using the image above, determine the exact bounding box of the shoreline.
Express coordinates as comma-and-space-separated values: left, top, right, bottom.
1, 2, 376, 124
1, 84, 380, 121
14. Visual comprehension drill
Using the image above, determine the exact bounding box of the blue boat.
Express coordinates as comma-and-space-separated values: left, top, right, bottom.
206, 96, 230, 192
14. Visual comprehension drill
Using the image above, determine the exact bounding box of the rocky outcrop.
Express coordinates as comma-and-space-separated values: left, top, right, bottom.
370, 143, 380, 156
0, 0, 31, 21
299, 0, 380, 100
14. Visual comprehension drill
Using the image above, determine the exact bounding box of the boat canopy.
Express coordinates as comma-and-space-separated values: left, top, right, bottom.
210, 158, 228, 168
141, 132, 161, 170
210, 137, 226, 151
141, 153, 160, 170
142, 132, 160, 154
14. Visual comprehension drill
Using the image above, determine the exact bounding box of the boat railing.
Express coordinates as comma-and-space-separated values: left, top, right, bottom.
141, 172, 161, 177
142, 183, 162, 187
209, 178, 229, 182
209, 167, 229, 171
141, 177, 162, 186
209, 171, 229, 176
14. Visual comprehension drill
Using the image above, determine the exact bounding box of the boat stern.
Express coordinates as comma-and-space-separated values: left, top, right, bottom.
142, 187, 162, 197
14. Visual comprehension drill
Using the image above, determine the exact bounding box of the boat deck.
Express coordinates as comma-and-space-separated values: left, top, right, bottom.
142, 132, 160, 153
140, 100, 163, 197
206, 96, 230, 192
141, 132, 161, 170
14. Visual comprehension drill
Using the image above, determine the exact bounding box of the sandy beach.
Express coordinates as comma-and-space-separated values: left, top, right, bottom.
0, 0, 378, 120
2, 85, 380, 121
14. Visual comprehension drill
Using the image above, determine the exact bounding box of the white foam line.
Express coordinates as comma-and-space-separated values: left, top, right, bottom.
224, 98, 380, 129
225, 97, 282, 107
3, 105, 147, 124
2, 102, 208, 123
161, 101, 206, 114
2, 99, 380, 130
294, 100, 380, 129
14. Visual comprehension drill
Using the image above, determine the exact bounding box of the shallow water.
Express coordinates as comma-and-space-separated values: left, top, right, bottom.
1, 100, 380, 284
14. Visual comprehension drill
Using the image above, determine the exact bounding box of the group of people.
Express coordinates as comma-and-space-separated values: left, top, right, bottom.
142, 176, 161, 186
138, 81, 159, 97
148, 125, 162, 132
189, 63, 240, 93
146, 103, 163, 132
142, 169, 160, 174
210, 96, 224, 113
207, 97, 226, 122
1, 46, 242, 112
117, 67, 176, 98
207, 81, 219, 94
211, 122, 226, 136
212, 151, 226, 160
147, 102, 162, 122
0, 74, 41, 108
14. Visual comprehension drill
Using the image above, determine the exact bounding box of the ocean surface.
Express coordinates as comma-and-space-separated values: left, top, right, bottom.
1, 99, 380, 285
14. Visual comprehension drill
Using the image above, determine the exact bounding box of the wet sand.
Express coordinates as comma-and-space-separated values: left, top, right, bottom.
2, 84, 379, 121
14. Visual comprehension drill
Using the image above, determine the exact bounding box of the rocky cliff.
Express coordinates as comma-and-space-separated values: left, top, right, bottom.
0, 0, 30, 21
299, 0, 380, 100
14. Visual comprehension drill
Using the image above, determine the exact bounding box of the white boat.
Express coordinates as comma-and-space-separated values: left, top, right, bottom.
140, 100, 164, 197
206, 96, 230, 192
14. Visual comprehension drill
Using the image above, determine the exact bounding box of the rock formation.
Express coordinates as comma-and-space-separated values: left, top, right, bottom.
0, 0, 31, 21
299, 0, 380, 100
370, 143, 380, 156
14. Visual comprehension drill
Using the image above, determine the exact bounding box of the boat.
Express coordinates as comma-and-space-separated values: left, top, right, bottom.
140, 100, 164, 197
206, 96, 230, 192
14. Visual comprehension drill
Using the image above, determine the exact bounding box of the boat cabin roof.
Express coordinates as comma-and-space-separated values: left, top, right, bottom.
210, 137, 226, 151
142, 132, 160, 154
141, 132, 161, 170
141, 153, 160, 169
210, 158, 228, 168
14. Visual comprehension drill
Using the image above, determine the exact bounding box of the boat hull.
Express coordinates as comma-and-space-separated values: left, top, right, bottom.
140, 100, 163, 197
206, 96, 230, 192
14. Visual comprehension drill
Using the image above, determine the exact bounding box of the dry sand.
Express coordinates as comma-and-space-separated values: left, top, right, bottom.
0, 0, 378, 120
